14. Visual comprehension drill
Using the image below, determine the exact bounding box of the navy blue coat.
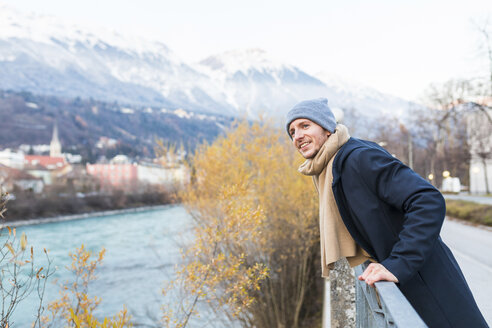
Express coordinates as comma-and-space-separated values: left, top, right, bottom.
332, 138, 488, 328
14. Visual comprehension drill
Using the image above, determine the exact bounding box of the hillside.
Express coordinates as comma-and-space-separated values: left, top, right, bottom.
0, 90, 233, 161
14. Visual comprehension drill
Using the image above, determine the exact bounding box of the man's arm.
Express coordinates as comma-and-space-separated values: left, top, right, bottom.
342, 147, 446, 285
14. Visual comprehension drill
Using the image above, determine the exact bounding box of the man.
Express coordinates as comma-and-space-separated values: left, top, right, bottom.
286, 98, 488, 327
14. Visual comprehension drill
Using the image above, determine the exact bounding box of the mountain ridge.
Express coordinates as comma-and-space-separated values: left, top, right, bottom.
0, 2, 417, 120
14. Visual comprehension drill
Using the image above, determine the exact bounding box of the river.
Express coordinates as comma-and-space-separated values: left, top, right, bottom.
7, 206, 491, 326
8, 205, 192, 327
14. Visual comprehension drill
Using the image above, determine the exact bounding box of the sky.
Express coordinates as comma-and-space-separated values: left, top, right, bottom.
3, 0, 491, 101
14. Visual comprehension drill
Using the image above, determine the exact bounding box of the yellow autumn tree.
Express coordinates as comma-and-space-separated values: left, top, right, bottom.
163, 120, 322, 328
43, 245, 132, 328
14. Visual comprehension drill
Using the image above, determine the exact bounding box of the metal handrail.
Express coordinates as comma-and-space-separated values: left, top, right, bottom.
354, 262, 428, 328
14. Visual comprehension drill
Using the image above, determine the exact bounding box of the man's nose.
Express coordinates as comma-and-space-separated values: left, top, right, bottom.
293, 129, 304, 140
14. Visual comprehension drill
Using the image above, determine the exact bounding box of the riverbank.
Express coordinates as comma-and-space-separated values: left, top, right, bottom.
0, 203, 178, 228
0, 204, 178, 228
2, 187, 175, 224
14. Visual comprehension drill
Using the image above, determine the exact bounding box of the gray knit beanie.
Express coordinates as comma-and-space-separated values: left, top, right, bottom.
285, 98, 337, 138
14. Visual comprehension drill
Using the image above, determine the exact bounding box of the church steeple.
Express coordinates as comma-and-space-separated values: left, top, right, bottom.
50, 122, 62, 157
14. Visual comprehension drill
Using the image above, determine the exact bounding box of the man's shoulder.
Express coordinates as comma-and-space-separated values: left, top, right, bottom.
336, 138, 388, 162
333, 138, 393, 176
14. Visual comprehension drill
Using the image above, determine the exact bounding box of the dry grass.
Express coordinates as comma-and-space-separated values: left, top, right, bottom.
445, 199, 492, 227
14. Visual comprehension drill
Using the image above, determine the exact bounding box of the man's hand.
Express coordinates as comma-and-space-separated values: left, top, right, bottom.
358, 263, 399, 286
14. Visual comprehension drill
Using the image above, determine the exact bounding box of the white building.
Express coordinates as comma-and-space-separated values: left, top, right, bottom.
137, 163, 188, 187
19, 144, 50, 155
110, 154, 131, 164
0, 149, 25, 169
467, 107, 492, 194
64, 153, 82, 164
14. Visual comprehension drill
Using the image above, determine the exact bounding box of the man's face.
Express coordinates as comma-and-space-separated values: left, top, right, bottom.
289, 118, 331, 159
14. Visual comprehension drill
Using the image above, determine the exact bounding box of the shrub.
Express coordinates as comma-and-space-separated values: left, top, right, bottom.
445, 200, 492, 226
163, 121, 322, 328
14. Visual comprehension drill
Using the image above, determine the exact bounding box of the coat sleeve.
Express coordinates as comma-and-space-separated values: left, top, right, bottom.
342, 147, 446, 285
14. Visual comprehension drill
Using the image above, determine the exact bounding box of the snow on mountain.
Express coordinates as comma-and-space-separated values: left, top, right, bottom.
197, 49, 331, 118
0, 2, 232, 114
0, 2, 417, 121
196, 50, 417, 120
198, 49, 290, 76
314, 71, 416, 119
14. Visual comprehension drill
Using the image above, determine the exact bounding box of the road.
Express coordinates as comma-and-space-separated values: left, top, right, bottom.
440, 218, 492, 325
444, 194, 492, 205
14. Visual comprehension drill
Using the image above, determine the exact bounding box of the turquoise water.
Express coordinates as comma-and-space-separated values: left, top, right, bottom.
8, 205, 192, 327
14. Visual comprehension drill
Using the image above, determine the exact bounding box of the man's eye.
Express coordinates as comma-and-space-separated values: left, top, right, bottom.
303, 124, 309, 128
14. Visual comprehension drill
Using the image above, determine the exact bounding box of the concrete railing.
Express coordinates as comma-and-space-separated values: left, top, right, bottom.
354, 262, 428, 328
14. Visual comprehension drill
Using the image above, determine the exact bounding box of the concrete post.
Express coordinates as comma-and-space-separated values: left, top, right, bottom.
329, 258, 356, 328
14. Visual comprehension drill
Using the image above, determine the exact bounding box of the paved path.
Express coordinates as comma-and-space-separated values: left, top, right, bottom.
444, 194, 492, 205
440, 218, 492, 325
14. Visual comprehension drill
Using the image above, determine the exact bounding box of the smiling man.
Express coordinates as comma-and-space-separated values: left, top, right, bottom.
286, 98, 487, 328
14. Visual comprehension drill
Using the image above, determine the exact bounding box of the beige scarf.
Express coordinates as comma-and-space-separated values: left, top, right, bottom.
299, 124, 371, 277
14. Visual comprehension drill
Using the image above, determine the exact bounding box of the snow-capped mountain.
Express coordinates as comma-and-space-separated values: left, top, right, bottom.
195, 50, 418, 120
0, 2, 232, 114
314, 71, 416, 119
0, 2, 416, 120
196, 49, 333, 118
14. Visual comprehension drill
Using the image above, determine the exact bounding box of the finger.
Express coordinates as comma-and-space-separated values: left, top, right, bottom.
365, 272, 384, 286
365, 276, 374, 285
366, 270, 397, 285
373, 267, 398, 283
360, 264, 376, 280
359, 266, 373, 281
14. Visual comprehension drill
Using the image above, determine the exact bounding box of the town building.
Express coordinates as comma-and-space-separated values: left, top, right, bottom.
0, 149, 25, 169
86, 162, 138, 191
22, 123, 69, 185
24, 163, 54, 185
24, 155, 66, 170
0, 164, 44, 193
467, 107, 492, 194
86, 154, 188, 191
137, 163, 188, 188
